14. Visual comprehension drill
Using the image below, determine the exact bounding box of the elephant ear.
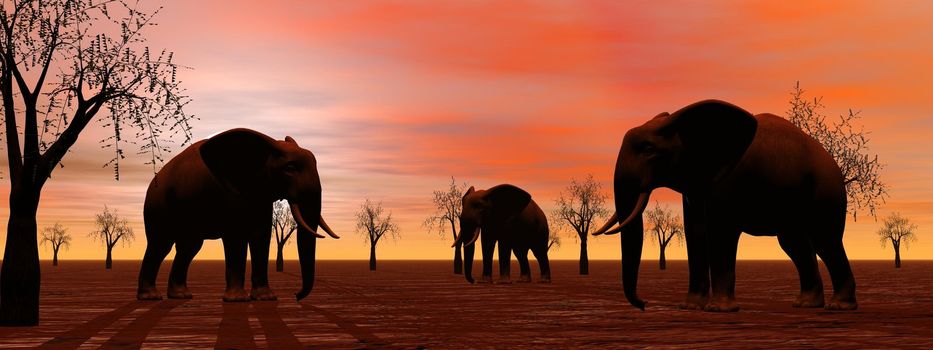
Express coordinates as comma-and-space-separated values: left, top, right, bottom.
660, 99, 758, 181
199, 128, 280, 192
484, 184, 532, 220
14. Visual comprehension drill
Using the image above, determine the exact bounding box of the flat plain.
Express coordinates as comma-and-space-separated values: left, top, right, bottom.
0, 259, 931, 349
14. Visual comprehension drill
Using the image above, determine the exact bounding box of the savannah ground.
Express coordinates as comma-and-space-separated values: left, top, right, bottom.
0, 260, 930, 349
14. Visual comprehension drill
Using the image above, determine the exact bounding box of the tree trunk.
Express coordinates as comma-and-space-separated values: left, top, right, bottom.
659, 244, 667, 270
0, 187, 42, 326
894, 246, 901, 268
276, 243, 285, 272
579, 237, 589, 275
52, 249, 58, 267
453, 243, 463, 275
105, 246, 113, 270
369, 244, 377, 271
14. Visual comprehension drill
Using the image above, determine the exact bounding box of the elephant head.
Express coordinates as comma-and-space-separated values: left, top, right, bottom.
199, 128, 340, 300
451, 184, 532, 284
591, 100, 757, 309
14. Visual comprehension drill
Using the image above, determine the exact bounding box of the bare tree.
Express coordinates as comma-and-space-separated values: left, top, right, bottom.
878, 212, 917, 268
787, 82, 887, 220
546, 230, 560, 253
356, 199, 399, 271
552, 174, 608, 275
88, 206, 135, 270
271, 200, 297, 272
38, 223, 70, 267
0, 1, 192, 325
423, 176, 467, 274
644, 202, 683, 270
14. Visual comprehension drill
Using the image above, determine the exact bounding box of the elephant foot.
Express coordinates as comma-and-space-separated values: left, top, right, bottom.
223, 288, 251, 302
167, 285, 193, 299
250, 287, 278, 301
824, 297, 857, 311
792, 292, 824, 308
704, 300, 740, 312
516, 275, 532, 283
494, 278, 512, 284
679, 293, 708, 310
538, 275, 552, 283
477, 276, 494, 284
137, 287, 163, 301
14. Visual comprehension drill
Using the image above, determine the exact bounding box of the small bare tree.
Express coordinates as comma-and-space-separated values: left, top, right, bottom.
271, 200, 297, 272
552, 174, 608, 275
356, 199, 399, 271
878, 212, 917, 268
88, 206, 134, 269
0, 0, 192, 325
644, 202, 683, 270
546, 231, 560, 253
787, 82, 887, 220
423, 177, 467, 274
39, 223, 70, 267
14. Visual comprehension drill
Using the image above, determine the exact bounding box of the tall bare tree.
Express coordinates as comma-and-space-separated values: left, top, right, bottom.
546, 231, 560, 253
271, 200, 297, 272
357, 199, 399, 271
0, 1, 192, 325
878, 212, 917, 268
644, 202, 684, 270
423, 177, 467, 274
552, 174, 608, 275
787, 82, 887, 220
88, 205, 134, 270
39, 222, 70, 267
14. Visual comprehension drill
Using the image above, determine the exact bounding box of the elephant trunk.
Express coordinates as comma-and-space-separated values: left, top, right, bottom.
463, 241, 475, 284
616, 182, 651, 310
293, 199, 322, 301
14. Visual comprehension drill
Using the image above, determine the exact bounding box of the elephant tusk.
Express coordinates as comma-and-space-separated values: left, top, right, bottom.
318, 216, 340, 239
290, 202, 325, 238
466, 227, 481, 246
617, 192, 651, 230
600, 225, 623, 236
591, 211, 619, 236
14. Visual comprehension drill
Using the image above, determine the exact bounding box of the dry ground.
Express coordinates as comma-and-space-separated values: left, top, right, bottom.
0, 259, 931, 349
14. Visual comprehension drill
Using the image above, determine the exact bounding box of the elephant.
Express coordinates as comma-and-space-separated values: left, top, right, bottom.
136, 128, 340, 302
451, 185, 551, 284
592, 100, 857, 312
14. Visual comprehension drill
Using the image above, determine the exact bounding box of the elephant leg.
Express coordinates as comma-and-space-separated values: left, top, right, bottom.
777, 233, 824, 308
167, 239, 203, 299
515, 247, 532, 283
495, 241, 512, 284
249, 227, 277, 301
479, 235, 495, 283
681, 195, 710, 310
531, 246, 551, 283
222, 237, 250, 302
137, 233, 174, 300
812, 228, 857, 310
705, 227, 741, 312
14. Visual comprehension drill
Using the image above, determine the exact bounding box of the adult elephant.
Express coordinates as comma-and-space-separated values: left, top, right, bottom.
593, 100, 856, 312
136, 128, 340, 302
451, 185, 551, 284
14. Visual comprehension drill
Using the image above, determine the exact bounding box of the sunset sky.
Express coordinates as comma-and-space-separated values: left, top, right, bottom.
2, 1, 932, 262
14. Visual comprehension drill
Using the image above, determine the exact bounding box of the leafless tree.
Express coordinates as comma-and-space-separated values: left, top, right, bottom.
38, 222, 70, 267
0, 0, 192, 325
88, 205, 134, 270
787, 82, 887, 220
271, 200, 297, 272
423, 176, 467, 274
552, 174, 608, 275
356, 199, 399, 271
644, 202, 683, 270
546, 230, 560, 253
878, 212, 917, 268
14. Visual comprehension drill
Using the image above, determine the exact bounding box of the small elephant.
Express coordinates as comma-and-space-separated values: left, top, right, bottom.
593, 100, 856, 311
136, 128, 339, 302
452, 185, 551, 284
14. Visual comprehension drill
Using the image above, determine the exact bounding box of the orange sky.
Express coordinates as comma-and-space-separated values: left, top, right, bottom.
2, 0, 932, 262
